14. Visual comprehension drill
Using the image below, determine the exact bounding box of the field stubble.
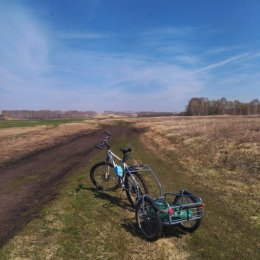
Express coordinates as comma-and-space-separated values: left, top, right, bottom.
0, 117, 259, 260
131, 115, 260, 259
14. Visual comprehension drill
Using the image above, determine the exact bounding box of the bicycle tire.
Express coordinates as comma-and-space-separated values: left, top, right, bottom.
125, 172, 149, 207
136, 196, 162, 241
90, 161, 120, 191
174, 192, 202, 233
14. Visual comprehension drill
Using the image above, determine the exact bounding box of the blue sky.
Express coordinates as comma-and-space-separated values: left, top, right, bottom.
0, 0, 260, 112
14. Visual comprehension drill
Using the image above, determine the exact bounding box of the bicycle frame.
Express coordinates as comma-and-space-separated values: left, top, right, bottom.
105, 148, 144, 202
105, 149, 123, 168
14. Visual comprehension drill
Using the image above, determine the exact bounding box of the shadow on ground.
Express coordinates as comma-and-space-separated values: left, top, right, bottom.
75, 184, 133, 211
76, 184, 186, 241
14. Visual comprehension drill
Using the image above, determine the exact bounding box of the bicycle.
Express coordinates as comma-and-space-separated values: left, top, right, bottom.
90, 132, 204, 241
90, 131, 149, 207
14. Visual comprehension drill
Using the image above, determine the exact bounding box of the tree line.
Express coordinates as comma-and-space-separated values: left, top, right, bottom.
185, 98, 260, 116
137, 111, 177, 117
1, 110, 97, 119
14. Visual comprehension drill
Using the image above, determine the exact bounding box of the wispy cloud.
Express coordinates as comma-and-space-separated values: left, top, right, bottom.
250, 51, 260, 59
47, 50, 204, 111
0, 4, 50, 76
205, 46, 239, 55
138, 26, 195, 56
0, 3, 259, 112
175, 55, 199, 65
0, 6, 205, 112
142, 26, 194, 38
58, 32, 108, 40
206, 47, 230, 55
195, 52, 251, 74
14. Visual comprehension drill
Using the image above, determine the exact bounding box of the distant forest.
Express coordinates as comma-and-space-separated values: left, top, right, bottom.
1, 98, 259, 120
186, 98, 260, 116
1, 110, 97, 120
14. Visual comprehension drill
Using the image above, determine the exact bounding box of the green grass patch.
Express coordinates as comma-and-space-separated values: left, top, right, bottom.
0, 119, 88, 128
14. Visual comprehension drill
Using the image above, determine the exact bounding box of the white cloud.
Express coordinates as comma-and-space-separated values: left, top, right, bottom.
205, 45, 243, 55
0, 6, 204, 112
46, 50, 203, 111
2, 5, 258, 112
0, 4, 50, 82
195, 52, 251, 74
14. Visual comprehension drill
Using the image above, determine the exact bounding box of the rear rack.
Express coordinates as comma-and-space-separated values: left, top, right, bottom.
126, 164, 163, 197
127, 164, 151, 173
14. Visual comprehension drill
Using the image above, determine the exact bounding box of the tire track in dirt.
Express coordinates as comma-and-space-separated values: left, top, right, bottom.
0, 125, 122, 247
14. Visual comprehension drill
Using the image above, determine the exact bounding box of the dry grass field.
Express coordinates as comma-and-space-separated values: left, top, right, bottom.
132, 116, 260, 215
0, 122, 190, 260
131, 115, 260, 259
0, 116, 259, 260
0, 119, 117, 164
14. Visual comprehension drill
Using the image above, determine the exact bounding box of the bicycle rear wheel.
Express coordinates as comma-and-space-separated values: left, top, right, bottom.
125, 172, 149, 207
90, 162, 120, 191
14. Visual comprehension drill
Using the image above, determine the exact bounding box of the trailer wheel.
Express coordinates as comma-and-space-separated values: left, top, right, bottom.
174, 193, 202, 233
136, 196, 162, 241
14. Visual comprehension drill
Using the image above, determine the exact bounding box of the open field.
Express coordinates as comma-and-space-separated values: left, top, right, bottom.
131, 115, 260, 259
0, 124, 189, 260
132, 116, 260, 210
0, 116, 259, 259
0, 119, 117, 164
0, 119, 88, 129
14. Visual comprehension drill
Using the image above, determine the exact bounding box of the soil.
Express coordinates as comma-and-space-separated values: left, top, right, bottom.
0, 122, 101, 164
0, 125, 122, 248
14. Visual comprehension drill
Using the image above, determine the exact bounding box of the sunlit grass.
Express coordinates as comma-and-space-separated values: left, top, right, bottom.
0, 123, 188, 260
1, 118, 259, 259
132, 116, 260, 259
0, 119, 88, 128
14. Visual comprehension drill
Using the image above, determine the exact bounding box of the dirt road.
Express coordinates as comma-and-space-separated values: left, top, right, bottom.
0, 125, 120, 247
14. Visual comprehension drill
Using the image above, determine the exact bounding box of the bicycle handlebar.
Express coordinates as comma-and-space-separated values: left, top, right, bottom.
95, 143, 105, 149
95, 131, 112, 150
95, 131, 132, 162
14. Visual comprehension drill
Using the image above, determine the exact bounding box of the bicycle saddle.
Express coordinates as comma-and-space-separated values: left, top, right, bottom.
120, 147, 132, 154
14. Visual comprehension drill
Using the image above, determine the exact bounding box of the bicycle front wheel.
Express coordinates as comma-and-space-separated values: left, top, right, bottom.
90, 162, 120, 191
125, 172, 149, 207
